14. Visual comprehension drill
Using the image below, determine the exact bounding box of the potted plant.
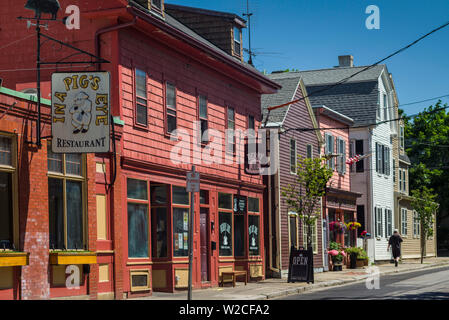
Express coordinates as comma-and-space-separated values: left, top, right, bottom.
328, 242, 346, 271
344, 247, 369, 268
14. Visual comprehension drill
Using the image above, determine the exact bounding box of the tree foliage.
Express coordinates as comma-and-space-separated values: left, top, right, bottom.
403, 100, 449, 245
410, 186, 439, 263
282, 156, 333, 249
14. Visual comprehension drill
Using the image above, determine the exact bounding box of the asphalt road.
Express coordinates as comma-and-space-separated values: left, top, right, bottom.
280, 266, 449, 300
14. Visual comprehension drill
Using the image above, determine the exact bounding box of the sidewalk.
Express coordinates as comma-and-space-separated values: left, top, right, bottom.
132, 257, 449, 300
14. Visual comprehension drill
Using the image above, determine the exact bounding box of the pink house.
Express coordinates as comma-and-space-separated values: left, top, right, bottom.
313, 105, 361, 252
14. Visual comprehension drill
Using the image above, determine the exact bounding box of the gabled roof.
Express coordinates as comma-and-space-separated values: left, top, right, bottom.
164, 3, 247, 27
261, 76, 301, 124
126, 1, 280, 93
269, 65, 386, 85
267, 65, 390, 127
312, 104, 354, 126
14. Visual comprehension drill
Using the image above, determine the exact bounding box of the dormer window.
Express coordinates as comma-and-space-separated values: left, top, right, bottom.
233, 27, 241, 56
152, 0, 162, 10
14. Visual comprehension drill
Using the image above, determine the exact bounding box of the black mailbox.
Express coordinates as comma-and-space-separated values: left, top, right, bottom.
211, 241, 216, 251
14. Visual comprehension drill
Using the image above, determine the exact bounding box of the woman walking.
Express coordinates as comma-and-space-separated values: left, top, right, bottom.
387, 229, 403, 267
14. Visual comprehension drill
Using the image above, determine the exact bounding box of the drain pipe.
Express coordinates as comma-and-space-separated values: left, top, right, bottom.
95, 17, 138, 71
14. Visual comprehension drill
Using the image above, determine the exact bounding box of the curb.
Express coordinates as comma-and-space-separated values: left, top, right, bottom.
257, 261, 449, 300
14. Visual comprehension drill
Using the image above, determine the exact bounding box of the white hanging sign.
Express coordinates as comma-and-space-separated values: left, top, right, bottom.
51, 72, 110, 153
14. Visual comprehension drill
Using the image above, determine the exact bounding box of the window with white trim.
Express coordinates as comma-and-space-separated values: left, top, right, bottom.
306, 144, 313, 159
375, 207, 383, 237
233, 27, 241, 56
383, 94, 388, 121
302, 220, 318, 254
400, 126, 405, 149
337, 137, 346, 174
401, 208, 408, 236
199, 95, 208, 143
413, 211, 420, 237
385, 209, 392, 237
135, 68, 148, 127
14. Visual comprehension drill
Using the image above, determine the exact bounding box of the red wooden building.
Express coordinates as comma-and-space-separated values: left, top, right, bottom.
0, 0, 279, 299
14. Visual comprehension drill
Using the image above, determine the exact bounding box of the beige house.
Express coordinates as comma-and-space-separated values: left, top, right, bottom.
392, 116, 437, 259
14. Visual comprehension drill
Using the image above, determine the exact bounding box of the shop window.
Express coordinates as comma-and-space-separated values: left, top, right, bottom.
173, 208, 189, 257
219, 212, 232, 256
151, 183, 169, 258
48, 145, 85, 250
218, 193, 232, 210
199, 95, 208, 143
248, 197, 259, 213
0, 135, 14, 249
127, 178, 148, 200
234, 214, 244, 257
135, 68, 148, 127
128, 203, 149, 258
172, 186, 189, 205
249, 215, 260, 256
165, 82, 177, 134
127, 178, 149, 258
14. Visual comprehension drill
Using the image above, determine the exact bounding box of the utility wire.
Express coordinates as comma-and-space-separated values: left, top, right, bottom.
265, 19, 449, 121
0, 34, 35, 51
280, 104, 449, 135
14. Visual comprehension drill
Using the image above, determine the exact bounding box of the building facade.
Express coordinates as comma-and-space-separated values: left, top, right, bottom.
261, 75, 324, 276
298, 56, 398, 262
312, 105, 361, 257
0, 0, 280, 299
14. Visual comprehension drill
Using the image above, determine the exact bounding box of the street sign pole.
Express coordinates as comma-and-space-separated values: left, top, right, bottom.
187, 165, 196, 301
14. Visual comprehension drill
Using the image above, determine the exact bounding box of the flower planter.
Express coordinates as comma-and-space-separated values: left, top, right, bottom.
356, 259, 366, 268
49, 251, 97, 265
0, 252, 29, 267
333, 264, 343, 271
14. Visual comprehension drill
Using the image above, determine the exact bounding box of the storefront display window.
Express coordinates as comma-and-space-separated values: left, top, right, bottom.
173, 208, 189, 257
48, 145, 85, 250
219, 212, 232, 256
248, 215, 260, 256
151, 183, 169, 258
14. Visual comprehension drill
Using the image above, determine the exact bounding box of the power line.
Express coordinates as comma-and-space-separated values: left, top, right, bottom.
280, 104, 449, 135
265, 19, 449, 119
0, 34, 35, 51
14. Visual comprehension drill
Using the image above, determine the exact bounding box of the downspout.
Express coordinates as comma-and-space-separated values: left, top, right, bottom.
368, 127, 375, 261
95, 17, 138, 71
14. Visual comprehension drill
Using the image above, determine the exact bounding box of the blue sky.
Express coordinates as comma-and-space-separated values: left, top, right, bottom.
166, 0, 449, 116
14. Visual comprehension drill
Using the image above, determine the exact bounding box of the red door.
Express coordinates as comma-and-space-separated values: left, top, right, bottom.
200, 208, 209, 282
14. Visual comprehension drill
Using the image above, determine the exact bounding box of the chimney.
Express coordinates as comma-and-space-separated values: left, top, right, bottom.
338, 55, 354, 68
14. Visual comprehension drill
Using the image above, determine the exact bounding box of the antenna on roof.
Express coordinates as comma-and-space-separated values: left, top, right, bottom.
243, 0, 254, 66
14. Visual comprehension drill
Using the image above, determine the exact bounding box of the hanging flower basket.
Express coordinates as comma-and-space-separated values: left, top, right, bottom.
329, 221, 346, 234
346, 222, 362, 231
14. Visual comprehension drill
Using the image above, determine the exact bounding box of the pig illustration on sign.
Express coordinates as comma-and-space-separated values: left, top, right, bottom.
25, 0, 61, 20
69, 92, 92, 134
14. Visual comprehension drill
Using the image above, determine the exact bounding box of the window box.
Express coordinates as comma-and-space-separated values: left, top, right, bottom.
0, 252, 29, 267
49, 251, 97, 265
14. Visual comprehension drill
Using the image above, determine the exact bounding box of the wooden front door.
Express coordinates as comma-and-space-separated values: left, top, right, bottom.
200, 208, 209, 282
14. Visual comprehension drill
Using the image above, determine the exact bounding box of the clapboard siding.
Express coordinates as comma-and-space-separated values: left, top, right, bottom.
277, 84, 321, 270
118, 28, 264, 185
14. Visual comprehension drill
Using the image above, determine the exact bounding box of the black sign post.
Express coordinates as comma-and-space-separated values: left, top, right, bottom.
287, 246, 314, 284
